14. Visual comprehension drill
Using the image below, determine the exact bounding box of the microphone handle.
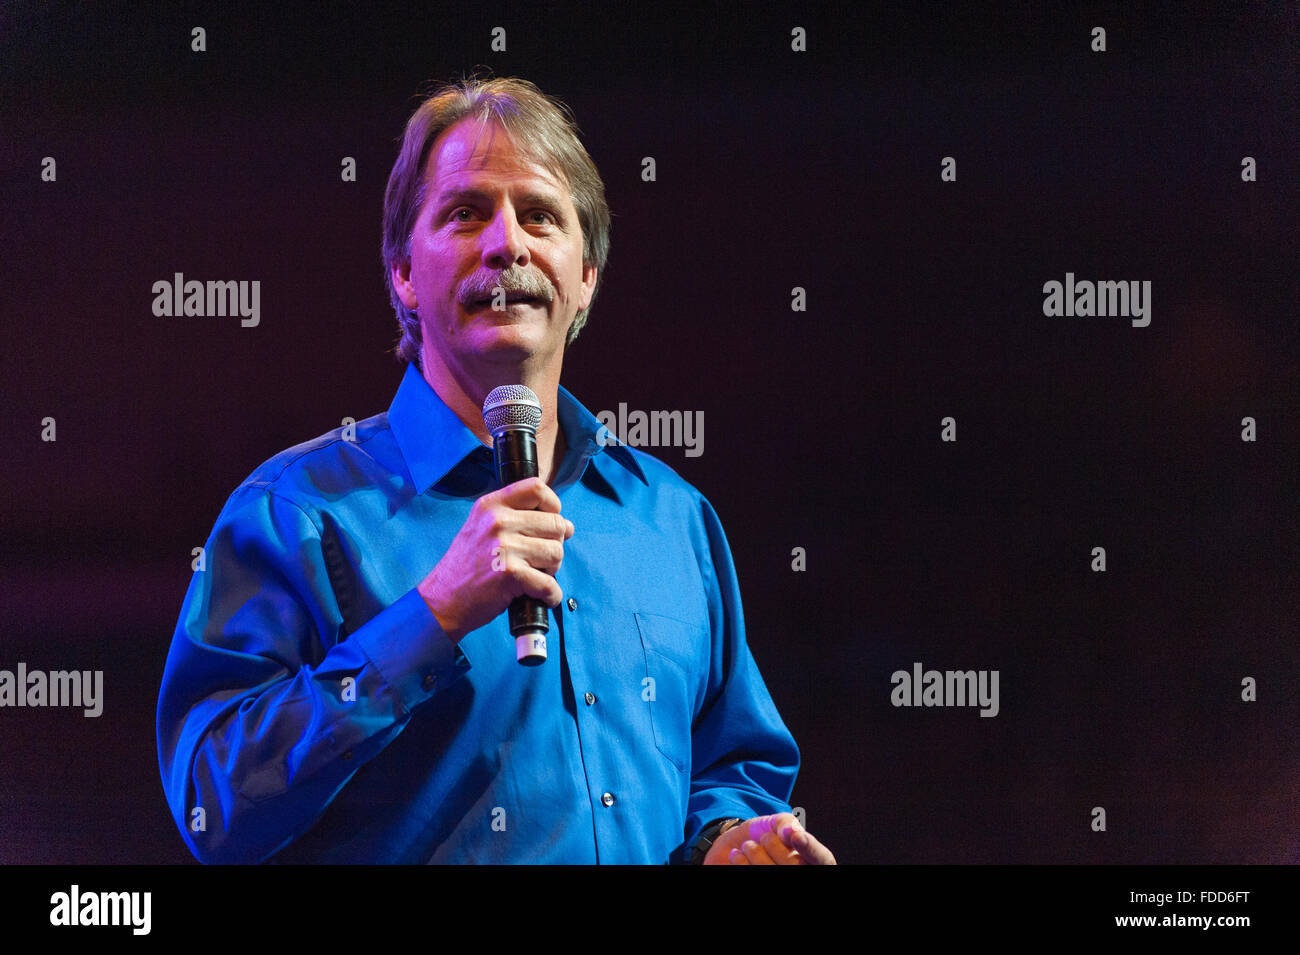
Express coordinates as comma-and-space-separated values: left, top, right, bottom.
493, 427, 549, 666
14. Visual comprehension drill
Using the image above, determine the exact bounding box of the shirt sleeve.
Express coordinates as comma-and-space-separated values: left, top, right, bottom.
156, 484, 470, 864
677, 497, 801, 862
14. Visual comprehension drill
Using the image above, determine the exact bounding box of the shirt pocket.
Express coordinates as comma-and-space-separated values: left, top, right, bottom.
634, 611, 707, 774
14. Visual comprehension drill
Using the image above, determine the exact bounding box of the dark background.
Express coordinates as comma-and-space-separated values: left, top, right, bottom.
1, 0, 1296, 864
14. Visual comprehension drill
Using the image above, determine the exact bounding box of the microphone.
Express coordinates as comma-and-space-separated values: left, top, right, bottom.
482, 385, 549, 666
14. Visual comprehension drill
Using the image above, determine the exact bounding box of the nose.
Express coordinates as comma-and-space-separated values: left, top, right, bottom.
481, 205, 530, 271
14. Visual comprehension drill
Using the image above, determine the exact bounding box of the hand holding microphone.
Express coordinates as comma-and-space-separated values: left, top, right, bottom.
416, 385, 570, 665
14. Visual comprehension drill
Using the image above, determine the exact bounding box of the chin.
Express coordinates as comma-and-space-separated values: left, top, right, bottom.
464, 323, 555, 362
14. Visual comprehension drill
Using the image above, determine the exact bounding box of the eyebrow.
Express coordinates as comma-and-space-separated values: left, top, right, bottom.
434, 187, 565, 211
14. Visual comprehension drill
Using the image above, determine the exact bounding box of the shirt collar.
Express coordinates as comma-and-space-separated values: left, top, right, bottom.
388, 362, 647, 494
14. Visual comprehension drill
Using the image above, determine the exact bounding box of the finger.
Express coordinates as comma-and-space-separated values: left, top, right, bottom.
759, 829, 801, 865
508, 509, 574, 541
766, 812, 809, 849
498, 476, 563, 514
740, 839, 776, 865
748, 812, 795, 837
782, 827, 836, 865
513, 564, 564, 607
500, 535, 565, 574
728, 847, 750, 866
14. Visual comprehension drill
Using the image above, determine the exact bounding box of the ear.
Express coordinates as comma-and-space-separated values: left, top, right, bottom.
391, 259, 418, 310
577, 262, 598, 312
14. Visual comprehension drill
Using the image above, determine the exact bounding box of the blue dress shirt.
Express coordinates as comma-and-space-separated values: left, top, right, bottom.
157, 363, 799, 863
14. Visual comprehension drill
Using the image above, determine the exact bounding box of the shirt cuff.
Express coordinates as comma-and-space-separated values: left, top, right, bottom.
348, 586, 471, 717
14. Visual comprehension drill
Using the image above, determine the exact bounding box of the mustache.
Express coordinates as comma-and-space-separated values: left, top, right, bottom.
460, 269, 554, 305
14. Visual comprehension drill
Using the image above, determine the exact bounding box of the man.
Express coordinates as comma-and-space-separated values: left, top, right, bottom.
157, 75, 834, 865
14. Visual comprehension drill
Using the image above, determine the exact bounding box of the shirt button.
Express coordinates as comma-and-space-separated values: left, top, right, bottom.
421, 673, 437, 691
584, 691, 596, 706
601, 792, 615, 807
342, 750, 354, 761
567, 597, 578, 612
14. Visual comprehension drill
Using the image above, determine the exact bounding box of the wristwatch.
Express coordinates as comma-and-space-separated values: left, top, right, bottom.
687, 817, 744, 864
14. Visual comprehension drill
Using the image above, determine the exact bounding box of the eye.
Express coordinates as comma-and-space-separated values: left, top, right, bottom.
449, 207, 475, 222
527, 210, 556, 224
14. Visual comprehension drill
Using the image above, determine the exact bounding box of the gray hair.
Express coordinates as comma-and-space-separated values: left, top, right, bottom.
381, 74, 612, 364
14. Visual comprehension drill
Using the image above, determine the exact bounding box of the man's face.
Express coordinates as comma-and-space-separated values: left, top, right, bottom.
392, 117, 596, 377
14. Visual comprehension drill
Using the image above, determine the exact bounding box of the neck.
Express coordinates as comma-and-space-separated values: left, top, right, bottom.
418, 350, 567, 485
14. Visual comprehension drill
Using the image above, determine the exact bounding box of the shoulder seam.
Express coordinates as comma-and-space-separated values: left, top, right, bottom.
243, 420, 389, 497
261, 486, 324, 537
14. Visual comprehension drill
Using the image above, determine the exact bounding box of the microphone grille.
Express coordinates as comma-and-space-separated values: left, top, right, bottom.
482, 384, 543, 435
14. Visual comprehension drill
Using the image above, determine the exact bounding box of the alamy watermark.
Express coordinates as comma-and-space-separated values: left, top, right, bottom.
595, 403, 703, 458
0, 663, 103, 717
1042, 272, 1151, 327
890, 661, 999, 717
49, 885, 150, 935
152, 273, 260, 327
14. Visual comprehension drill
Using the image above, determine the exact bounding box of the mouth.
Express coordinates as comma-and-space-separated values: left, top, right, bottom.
467, 294, 547, 311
